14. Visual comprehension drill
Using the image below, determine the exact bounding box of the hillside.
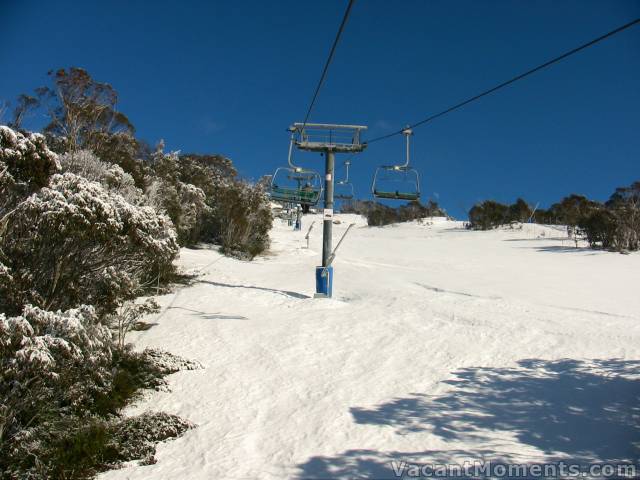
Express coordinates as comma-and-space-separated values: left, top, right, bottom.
100, 215, 640, 479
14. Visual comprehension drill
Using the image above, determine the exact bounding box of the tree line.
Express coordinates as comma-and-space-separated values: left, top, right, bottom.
468, 184, 640, 252
342, 199, 447, 226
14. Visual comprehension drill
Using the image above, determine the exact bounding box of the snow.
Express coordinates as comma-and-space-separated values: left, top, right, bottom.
99, 215, 640, 479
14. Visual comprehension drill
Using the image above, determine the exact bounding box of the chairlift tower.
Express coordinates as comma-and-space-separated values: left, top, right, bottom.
290, 122, 367, 298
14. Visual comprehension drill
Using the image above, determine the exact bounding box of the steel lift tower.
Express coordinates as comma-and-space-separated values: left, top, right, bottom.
289, 123, 367, 298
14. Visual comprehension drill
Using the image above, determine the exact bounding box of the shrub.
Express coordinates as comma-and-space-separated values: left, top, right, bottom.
147, 151, 211, 246
0, 305, 113, 450
0, 125, 59, 218
0, 305, 197, 478
0, 126, 59, 193
91, 131, 149, 188
211, 180, 273, 258
0, 173, 179, 315
59, 149, 143, 204
4, 412, 193, 479
107, 299, 160, 350
148, 149, 272, 255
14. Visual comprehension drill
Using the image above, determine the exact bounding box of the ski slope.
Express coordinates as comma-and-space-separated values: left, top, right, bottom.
100, 215, 640, 479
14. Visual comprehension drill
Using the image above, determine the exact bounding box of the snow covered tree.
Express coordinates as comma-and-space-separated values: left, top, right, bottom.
179, 153, 238, 183
91, 131, 149, 188
32, 68, 134, 154
12, 68, 149, 186
0, 173, 179, 316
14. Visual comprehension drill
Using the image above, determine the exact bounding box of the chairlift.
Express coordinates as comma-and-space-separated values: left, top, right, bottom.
371, 128, 420, 201
335, 160, 355, 200
270, 129, 323, 206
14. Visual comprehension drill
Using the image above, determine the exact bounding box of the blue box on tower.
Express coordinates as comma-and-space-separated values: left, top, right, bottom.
314, 266, 333, 298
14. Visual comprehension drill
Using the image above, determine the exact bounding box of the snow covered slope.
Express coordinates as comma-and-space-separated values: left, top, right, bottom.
100, 215, 640, 479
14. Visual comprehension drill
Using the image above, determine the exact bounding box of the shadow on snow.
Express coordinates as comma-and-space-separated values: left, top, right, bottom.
198, 279, 310, 299
296, 358, 640, 479
522, 245, 599, 254
167, 306, 248, 320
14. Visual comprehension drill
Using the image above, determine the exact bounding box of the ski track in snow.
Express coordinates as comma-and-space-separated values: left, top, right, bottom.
100, 215, 640, 480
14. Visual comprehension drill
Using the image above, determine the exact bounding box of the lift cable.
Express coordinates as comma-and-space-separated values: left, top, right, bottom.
300, 0, 356, 130
366, 17, 640, 145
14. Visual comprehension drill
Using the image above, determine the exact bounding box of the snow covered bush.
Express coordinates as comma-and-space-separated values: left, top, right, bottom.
109, 412, 194, 465
91, 131, 149, 188
0, 125, 59, 218
109, 298, 160, 349
3, 412, 193, 478
0, 173, 179, 315
211, 180, 273, 258
147, 178, 209, 246
59, 149, 112, 181
59, 149, 143, 204
0, 305, 195, 478
0, 305, 112, 449
148, 149, 272, 255
148, 150, 211, 246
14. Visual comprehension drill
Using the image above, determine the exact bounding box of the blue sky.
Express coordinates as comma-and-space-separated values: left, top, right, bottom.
1, 0, 639, 218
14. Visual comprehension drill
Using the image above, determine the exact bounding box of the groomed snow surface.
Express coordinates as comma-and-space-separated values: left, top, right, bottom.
100, 215, 640, 479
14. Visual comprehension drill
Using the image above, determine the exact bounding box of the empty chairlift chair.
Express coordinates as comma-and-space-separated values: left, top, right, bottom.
371, 128, 421, 201
335, 160, 355, 201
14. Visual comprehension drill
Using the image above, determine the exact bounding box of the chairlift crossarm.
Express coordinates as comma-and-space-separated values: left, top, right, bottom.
291, 123, 368, 153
